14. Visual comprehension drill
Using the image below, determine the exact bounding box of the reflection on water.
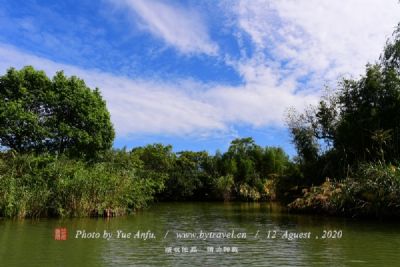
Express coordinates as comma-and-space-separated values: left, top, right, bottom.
1, 202, 400, 266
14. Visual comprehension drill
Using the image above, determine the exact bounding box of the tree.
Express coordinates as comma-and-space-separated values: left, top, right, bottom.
287, 23, 400, 181
286, 109, 319, 164
382, 23, 400, 72
263, 147, 289, 176
224, 137, 260, 187
131, 144, 174, 173
0, 66, 114, 157
167, 151, 211, 200
131, 144, 174, 198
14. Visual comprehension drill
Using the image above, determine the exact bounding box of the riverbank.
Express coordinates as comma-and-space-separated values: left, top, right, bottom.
0, 152, 164, 218
2, 151, 400, 219
0, 138, 295, 218
288, 164, 400, 219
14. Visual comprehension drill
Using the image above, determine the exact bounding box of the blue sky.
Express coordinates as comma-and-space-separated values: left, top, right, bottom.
1, 0, 400, 156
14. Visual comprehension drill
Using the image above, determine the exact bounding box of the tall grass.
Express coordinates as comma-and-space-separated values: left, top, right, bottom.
0, 152, 165, 218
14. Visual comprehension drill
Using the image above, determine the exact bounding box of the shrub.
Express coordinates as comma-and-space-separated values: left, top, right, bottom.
288, 163, 400, 218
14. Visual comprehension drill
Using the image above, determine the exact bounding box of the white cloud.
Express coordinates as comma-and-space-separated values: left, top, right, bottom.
206, 72, 317, 127
110, 0, 218, 55
234, 0, 400, 86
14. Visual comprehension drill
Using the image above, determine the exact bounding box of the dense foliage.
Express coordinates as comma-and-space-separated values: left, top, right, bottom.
130, 138, 292, 202
0, 151, 165, 218
0, 138, 293, 218
0, 66, 114, 158
289, 164, 400, 218
288, 24, 400, 180
286, 24, 400, 218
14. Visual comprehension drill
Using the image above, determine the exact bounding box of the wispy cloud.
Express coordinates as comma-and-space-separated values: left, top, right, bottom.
234, 0, 400, 88
110, 0, 218, 55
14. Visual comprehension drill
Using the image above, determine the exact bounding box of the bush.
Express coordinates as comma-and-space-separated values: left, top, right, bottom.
238, 183, 261, 201
288, 163, 400, 218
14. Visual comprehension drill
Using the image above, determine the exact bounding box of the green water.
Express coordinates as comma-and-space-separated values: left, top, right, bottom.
0, 202, 399, 267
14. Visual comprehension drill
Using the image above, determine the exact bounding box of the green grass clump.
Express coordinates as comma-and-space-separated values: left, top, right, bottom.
0, 152, 165, 218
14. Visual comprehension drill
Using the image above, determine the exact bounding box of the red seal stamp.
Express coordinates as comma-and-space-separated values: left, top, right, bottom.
54, 228, 68, 241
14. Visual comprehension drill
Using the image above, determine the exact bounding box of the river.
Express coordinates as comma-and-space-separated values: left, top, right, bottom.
1, 202, 399, 266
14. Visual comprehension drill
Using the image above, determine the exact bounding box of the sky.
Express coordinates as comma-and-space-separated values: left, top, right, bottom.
1, 0, 400, 156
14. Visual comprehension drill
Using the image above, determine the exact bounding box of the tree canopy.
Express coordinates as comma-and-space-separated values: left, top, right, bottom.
0, 66, 115, 157
287, 23, 400, 181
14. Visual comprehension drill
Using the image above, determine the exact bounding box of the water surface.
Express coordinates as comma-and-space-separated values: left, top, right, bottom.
1, 202, 399, 266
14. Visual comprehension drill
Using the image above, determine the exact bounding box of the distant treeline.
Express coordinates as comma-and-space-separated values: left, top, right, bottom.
0, 138, 296, 218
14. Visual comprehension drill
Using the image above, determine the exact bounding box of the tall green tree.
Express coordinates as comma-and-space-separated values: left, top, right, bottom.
0, 66, 114, 157
288, 23, 400, 181
167, 151, 212, 200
